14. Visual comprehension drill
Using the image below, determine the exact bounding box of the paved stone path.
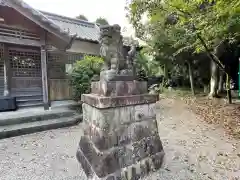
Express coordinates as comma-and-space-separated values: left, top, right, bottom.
0, 98, 239, 180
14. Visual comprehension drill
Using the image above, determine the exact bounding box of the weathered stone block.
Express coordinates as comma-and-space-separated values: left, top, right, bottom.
117, 147, 134, 168
151, 151, 165, 170
76, 145, 93, 177
84, 118, 159, 150
83, 124, 119, 150
148, 103, 156, 118
81, 94, 159, 109
117, 106, 134, 125
78, 99, 164, 180
130, 135, 163, 162
77, 135, 164, 178
82, 103, 157, 132
85, 153, 163, 180
91, 81, 148, 97
118, 120, 156, 146
78, 136, 120, 178
77, 143, 164, 180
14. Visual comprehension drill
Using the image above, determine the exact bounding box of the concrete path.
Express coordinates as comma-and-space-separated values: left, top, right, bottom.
0, 98, 239, 180
0, 100, 77, 121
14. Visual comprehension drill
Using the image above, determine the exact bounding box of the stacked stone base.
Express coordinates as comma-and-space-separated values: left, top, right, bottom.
77, 81, 164, 180
77, 141, 164, 180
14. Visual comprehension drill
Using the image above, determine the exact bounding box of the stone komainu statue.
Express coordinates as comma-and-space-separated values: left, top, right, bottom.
77, 26, 164, 180
99, 25, 128, 78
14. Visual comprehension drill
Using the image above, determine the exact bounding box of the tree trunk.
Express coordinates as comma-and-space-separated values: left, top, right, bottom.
209, 60, 219, 97
208, 40, 227, 98
163, 64, 169, 87
217, 69, 224, 94
164, 64, 169, 80
187, 61, 195, 95
204, 84, 209, 93
226, 74, 232, 104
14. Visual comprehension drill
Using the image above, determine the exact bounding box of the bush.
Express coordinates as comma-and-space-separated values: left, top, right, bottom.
136, 68, 148, 81
70, 55, 103, 101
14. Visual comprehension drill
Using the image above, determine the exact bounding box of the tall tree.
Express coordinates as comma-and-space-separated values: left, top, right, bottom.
127, 0, 240, 97
95, 17, 109, 25
76, 14, 88, 21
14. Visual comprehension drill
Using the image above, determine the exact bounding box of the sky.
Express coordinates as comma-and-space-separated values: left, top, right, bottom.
24, 0, 135, 37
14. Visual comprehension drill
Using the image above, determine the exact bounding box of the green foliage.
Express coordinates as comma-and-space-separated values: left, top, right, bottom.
70, 56, 103, 101
128, 0, 239, 54
127, 0, 240, 88
76, 14, 88, 21
95, 17, 109, 25
136, 68, 147, 81
135, 49, 162, 78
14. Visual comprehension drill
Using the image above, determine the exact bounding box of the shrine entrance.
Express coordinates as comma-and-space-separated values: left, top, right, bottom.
9, 46, 42, 96
0, 0, 75, 110
0, 44, 42, 96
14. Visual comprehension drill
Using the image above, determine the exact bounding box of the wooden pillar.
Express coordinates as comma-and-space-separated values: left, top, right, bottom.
41, 31, 50, 110
3, 44, 11, 97
41, 45, 50, 110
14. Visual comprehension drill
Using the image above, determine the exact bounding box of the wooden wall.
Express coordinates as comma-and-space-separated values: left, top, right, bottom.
49, 79, 72, 101
48, 51, 82, 101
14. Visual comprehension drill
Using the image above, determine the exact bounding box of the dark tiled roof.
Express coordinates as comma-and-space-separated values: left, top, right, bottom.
41, 11, 138, 46
0, 0, 138, 46
42, 11, 100, 42
41, 11, 139, 46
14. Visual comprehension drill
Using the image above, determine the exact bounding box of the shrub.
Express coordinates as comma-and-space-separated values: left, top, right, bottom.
136, 68, 148, 81
70, 55, 103, 101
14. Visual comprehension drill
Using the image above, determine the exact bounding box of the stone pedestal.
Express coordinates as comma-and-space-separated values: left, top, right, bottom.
76, 80, 164, 180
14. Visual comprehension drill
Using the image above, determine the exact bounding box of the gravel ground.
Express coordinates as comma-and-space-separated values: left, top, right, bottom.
145, 98, 240, 180
0, 98, 239, 180
0, 126, 87, 180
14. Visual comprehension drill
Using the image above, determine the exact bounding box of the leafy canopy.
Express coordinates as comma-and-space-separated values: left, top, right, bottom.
76, 14, 88, 21
95, 17, 109, 25
127, 0, 240, 54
